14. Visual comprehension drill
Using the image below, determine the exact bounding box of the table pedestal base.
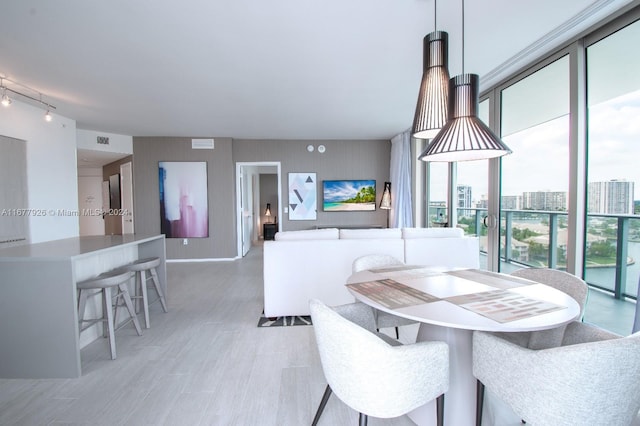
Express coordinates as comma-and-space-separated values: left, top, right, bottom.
409, 324, 475, 426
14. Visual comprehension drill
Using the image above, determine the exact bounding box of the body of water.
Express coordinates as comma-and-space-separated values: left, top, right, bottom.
585, 241, 640, 297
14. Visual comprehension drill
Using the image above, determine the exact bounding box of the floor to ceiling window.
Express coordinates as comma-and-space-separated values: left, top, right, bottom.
585, 18, 640, 301
457, 99, 490, 262
498, 55, 571, 272
425, 5, 640, 335
426, 162, 449, 227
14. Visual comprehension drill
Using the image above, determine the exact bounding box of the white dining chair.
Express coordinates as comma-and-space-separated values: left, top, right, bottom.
473, 321, 640, 426
309, 299, 449, 426
352, 254, 418, 339
506, 268, 588, 349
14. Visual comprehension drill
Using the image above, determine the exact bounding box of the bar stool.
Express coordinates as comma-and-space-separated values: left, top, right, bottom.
126, 257, 168, 328
77, 268, 143, 360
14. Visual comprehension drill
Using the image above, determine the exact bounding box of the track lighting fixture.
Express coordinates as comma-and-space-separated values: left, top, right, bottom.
0, 76, 56, 122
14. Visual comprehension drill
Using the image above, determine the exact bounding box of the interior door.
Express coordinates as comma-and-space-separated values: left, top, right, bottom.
120, 162, 134, 234
240, 170, 252, 256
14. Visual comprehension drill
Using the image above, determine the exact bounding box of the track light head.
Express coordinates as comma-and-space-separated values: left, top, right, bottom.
44, 110, 53, 122
1, 93, 11, 107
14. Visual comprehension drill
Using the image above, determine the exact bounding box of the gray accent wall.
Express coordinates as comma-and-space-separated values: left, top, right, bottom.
233, 139, 391, 232
133, 137, 236, 259
132, 137, 390, 259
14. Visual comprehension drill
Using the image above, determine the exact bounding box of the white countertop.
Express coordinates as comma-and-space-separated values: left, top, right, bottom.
0, 234, 165, 260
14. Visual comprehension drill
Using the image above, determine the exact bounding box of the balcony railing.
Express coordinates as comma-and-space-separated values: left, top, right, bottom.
450, 207, 640, 301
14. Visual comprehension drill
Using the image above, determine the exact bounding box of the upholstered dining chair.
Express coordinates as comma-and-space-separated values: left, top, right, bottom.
473, 322, 640, 426
309, 299, 449, 426
352, 254, 418, 339
506, 268, 588, 349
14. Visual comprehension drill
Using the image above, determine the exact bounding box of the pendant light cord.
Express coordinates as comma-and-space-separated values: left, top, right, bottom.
434, 0, 437, 30
462, 0, 465, 74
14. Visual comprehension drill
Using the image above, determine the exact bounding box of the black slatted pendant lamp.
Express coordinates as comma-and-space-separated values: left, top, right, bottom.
412, 0, 450, 139
419, 0, 512, 162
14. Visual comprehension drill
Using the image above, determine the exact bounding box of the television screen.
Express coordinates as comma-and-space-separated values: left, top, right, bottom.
322, 180, 376, 211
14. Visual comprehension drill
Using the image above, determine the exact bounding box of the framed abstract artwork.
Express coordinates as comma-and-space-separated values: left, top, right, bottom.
288, 172, 317, 220
158, 161, 209, 238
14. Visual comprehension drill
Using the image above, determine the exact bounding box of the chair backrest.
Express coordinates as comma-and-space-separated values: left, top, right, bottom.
473, 324, 640, 426
309, 299, 448, 419
352, 254, 404, 273
510, 268, 589, 349
511, 268, 588, 317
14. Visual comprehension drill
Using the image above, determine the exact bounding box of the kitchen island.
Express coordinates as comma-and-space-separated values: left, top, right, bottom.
0, 234, 166, 378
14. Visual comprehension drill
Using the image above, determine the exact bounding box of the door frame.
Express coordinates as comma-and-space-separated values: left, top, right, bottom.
235, 162, 282, 257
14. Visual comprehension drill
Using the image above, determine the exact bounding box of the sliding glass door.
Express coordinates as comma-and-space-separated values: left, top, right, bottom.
498, 55, 571, 273
585, 18, 640, 299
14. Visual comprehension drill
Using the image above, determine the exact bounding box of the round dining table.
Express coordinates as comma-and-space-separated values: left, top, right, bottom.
346, 266, 581, 426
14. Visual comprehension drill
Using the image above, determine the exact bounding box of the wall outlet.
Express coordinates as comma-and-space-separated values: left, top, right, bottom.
183, 238, 188, 245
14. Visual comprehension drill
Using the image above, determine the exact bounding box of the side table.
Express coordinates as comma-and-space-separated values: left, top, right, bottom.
263, 223, 277, 240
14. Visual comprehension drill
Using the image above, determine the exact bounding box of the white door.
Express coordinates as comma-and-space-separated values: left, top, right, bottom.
120, 162, 134, 234
241, 170, 253, 256
78, 175, 105, 236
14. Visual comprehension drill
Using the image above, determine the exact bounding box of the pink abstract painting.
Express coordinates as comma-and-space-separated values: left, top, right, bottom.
159, 161, 208, 238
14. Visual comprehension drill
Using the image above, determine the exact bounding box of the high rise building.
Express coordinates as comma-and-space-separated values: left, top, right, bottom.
501, 195, 522, 210
457, 185, 472, 217
522, 191, 567, 211
588, 180, 634, 214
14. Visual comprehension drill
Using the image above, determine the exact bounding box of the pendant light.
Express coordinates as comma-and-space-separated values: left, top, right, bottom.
412, 0, 450, 139
419, 0, 512, 162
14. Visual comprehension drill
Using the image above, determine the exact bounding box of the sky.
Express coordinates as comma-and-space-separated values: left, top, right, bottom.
429, 88, 640, 205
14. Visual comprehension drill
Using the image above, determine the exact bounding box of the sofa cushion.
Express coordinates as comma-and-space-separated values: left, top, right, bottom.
401, 227, 464, 239
339, 228, 402, 239
274, 228, 339, 241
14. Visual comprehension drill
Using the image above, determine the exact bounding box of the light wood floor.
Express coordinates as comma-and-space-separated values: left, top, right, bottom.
0, 244, 417, 425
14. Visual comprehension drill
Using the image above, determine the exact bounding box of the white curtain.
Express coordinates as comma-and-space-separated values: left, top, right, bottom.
389, 130, 413, 228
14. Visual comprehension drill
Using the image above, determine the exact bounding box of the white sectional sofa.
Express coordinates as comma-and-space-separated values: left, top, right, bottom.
263, 227, 480, 317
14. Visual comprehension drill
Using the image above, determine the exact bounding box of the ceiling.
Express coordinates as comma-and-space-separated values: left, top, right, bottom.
0, 0, 635, 146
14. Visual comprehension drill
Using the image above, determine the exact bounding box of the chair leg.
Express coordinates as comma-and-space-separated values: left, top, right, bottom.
395, 326, 399, 339
359, 412, 367, 426
311, 385, 332, 426
476, 380, 485, 426
435, 394, 444, 426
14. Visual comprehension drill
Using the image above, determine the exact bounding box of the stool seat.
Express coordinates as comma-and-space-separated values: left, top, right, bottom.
77, 268, 142, 360
77, 269, 133, 289
127, 257, 161, 272
125, 257, 167, 328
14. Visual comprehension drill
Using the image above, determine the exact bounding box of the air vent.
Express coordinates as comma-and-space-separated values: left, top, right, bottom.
192, 139, 214, 150
97, 136, 109, 145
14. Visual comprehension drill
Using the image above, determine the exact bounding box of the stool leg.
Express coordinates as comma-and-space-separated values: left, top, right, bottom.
119, 283, 143, 335
103, 287, 117, 360
139, 270, 150, 328
149, 267, 168, 312
77, 289, 88, 329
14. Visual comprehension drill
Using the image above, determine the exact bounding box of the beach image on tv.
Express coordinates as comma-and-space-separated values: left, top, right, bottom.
323, 180, 376, 211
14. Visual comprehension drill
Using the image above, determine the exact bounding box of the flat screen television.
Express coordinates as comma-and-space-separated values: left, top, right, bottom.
322, 179, 376, 211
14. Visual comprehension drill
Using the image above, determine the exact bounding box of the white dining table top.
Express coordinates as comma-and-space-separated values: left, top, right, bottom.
346, 266, 581, 333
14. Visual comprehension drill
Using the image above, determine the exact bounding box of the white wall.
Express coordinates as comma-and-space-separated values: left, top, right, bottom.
0, 102, 79, 243
76, 129, 132, 155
